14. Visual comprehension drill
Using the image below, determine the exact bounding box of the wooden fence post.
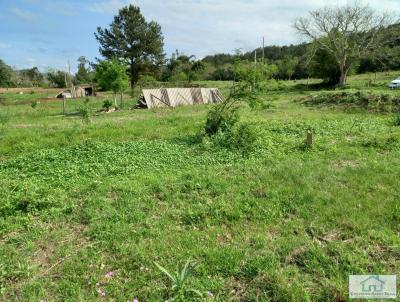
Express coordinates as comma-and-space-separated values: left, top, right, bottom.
307, 129, 313, 147
63, 96, 66, 115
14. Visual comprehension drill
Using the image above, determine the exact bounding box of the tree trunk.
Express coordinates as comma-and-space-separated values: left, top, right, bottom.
114, 93, 117, 108
129, 61, 137, 97
338, 68, 349, 87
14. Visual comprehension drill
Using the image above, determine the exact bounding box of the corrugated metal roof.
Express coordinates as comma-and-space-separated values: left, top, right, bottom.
142, 88, 223, 109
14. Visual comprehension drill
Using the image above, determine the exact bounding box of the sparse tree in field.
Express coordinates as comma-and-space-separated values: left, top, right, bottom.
309, 47, 342, 85
47, 70, 70, 88
95, 5, 165, 90
75, 56, 93, 84
294, 3, 393, 86
21, 67, 44, 87
233, 61, 278, 91
95, 58, 129, 108
162, 52, 205, 82
277, 56, 299, 80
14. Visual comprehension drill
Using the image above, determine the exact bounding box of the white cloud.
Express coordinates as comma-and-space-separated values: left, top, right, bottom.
0, 42, 11, 49
88, 0, 400, 57
89, 0, 132, 13
9, 7, 40, 22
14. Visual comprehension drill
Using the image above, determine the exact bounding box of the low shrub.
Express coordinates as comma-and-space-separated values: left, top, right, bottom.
102, 99, 113, 111
78, 98, 91, 124
204, 106, 258, 155
393, 114, 400, 126
205, 104, 239, 136
230, 123, 259, 155
303, 91, 400, 113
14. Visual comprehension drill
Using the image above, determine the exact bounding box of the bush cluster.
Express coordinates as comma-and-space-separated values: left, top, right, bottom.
102, 99, 113, 111
305, 91, 400, 112
204, 103, 258, 155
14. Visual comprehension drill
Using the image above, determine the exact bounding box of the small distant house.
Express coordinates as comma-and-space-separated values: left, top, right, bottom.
74, 84, 94, 98
137, 87, 224, 109
56, 84, 94, 99
360, 276, 385, 292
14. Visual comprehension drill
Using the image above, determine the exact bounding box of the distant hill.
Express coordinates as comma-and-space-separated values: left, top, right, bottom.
202, 23, 400, 80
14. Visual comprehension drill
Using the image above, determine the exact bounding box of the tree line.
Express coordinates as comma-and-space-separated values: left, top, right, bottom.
0, 56, 94, 88
0, 3, 399, 89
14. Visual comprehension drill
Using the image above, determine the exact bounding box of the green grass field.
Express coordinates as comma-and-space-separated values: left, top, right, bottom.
1, 72, 399, 301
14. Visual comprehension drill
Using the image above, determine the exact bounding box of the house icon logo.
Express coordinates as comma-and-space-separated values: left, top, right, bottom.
360, 275, 385, 293
349, 275, 397, 299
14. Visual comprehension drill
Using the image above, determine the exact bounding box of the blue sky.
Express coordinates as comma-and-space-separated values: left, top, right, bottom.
0, 0, 399, 72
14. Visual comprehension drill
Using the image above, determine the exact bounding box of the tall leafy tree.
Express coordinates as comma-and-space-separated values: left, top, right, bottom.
20, 67, 44, 87
0, 59, 13, 87
75, 56, 93, 84
162, 52, 205, 82
95, 58, 129, 107
95, 5, 165, 89
47, 70, 69, 88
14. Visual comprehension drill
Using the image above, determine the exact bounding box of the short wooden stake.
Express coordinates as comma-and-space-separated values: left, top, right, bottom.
307, 130, 313, 147
63, 96, 66, 115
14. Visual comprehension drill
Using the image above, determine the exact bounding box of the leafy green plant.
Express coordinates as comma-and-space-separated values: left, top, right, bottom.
205, 104, 239, 136
393, 114, 400, 126
102, 99, 113, 111
95, 58, 129, 107
155, 259, 203, 301
78, 98, 91, 124
204, 85, 259, 155
31, 100, 38, 109
231, 123, 259, 155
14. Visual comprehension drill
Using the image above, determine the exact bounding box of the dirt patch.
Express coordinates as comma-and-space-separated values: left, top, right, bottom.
30, 223, 89, 276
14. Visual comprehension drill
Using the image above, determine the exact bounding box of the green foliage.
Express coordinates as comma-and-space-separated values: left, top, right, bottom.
95, 58, 129, 106
102, 99, 113, 111
19, 67, 44, 87
276, 56, 299, 80
155, 260, 203, 301
210, 65, 235, 81
95, 4, 165, 87
304, 91, 400, 112
75, 56, 93, 84
233, 61, 278, 91
95, 58, 128, 93
30, 100, 38, 109
137, 74, 158, 87
0, 59, 13, 87
47, 70, 68, 88
161, 52, 205, 82
230, 123, 259, 155
204, 87, 260, 155
309, 47, 341, 85
205, 103, 239, 136
0, 108, 10, 127
77, 98, 91, 124
393, 113, 400, 126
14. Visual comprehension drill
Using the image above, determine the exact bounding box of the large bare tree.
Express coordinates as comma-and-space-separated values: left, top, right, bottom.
294, 3, 393, 86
